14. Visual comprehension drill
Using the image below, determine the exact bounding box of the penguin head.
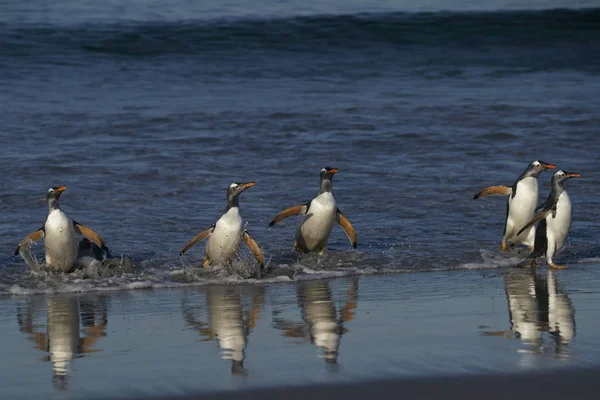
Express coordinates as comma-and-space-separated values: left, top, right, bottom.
226, 182, 255, 208
525, 160, 556, 177
320, 167, 338, 180
46, 186, 66, 210
318, 167, 338, 194
553, 170, 581, 184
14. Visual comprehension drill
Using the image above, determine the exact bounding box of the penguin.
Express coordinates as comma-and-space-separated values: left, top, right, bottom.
15, 186, 109, 273
517, 170, 581, 269
269, 167, 357, 254
180, 182, 265, 271
473, 160, 556, 251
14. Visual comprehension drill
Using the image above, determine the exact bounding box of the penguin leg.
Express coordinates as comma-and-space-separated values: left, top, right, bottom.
549, 262, 567, 269
501, 240, 509, 252
530, 259, 538, 267
203, 257, 211, 268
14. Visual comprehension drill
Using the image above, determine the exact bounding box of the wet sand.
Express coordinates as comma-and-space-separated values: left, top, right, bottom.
1, 264, 600, 399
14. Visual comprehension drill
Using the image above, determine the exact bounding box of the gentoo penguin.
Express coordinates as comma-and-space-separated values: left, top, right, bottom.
15, 186, 109, 273
180, 182, 264, 271
473, 160, 556, 251
517, 170, 581, 269
182, 286, 264, 376
269, 167, 357, 254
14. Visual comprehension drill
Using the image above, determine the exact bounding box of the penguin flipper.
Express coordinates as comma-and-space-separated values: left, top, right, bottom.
15, 227, 45, 255
517, 209, 553, 236
336, 209, 357, 249
268, 204, 308, 226
180, 226, 214, 256
243, 231, 265, 270
473, 185, 512, 199
73, 221, 106, 248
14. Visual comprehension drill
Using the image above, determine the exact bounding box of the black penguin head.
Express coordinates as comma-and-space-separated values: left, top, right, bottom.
226, 182, 255, 208
318, 167, 338, 194
320, 167, 338, 180
524, 160, 556, 178
46, 186, 66, 210
552, 170, 581, 185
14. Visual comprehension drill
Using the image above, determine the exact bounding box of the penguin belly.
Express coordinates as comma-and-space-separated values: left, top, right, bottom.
504, 177, 538, 246
206, 208, 243, 264
545, 191, 572, 263
44, 210, 79, 272
296, 193, 337, 252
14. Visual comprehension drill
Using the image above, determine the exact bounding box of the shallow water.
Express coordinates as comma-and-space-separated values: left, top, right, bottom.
1, 268, 600, 399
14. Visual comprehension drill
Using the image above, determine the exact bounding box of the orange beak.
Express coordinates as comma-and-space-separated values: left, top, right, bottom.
328, 168, 339, 175
55, 185, 67, 193
568, 173, 581, 178
543, 163, 556, 169
241, 182, 255, 189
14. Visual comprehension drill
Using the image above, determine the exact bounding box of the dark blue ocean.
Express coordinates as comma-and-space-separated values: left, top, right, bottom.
0, 0, 599, 291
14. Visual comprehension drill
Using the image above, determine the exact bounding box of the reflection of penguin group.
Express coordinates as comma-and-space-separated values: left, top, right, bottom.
474, 160, 581, 269
17, 295, 108, 391
484, 270, 575, 355
15, 167, 357, 276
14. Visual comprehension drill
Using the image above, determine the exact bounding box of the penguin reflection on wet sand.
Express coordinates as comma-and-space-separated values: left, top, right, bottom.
483, 270, 575, 355
269, 167, 357, 254
517, 170, 581, 269
182, 286, 264, 376
180, 182, 265, 273
17, 294, 109, 391
473, 160, 556, 251
15, 186, 110, 273
272, 278, 358, 366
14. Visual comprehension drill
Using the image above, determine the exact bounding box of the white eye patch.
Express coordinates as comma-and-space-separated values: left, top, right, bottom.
229, 183, 239, 189
532, 161, 541, 167
48, 188, 54, 193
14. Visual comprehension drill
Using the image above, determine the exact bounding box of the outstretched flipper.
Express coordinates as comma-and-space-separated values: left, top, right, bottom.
517, 208, 553, 236
73, 221, 106, 248
473, 185, 512, 200
269, 204, 308, 227
336, 209, 357, 248
243, 231, 265, 270
15, 227, 45, 255
180, 226, 214, 256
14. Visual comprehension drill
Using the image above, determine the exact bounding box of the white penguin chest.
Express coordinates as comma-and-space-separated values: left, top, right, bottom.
508, 177, 538, 221
206, 207, 243, 262
547, 191, 572, 239
298, 192, 337, 245
45, 210, 76, 242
